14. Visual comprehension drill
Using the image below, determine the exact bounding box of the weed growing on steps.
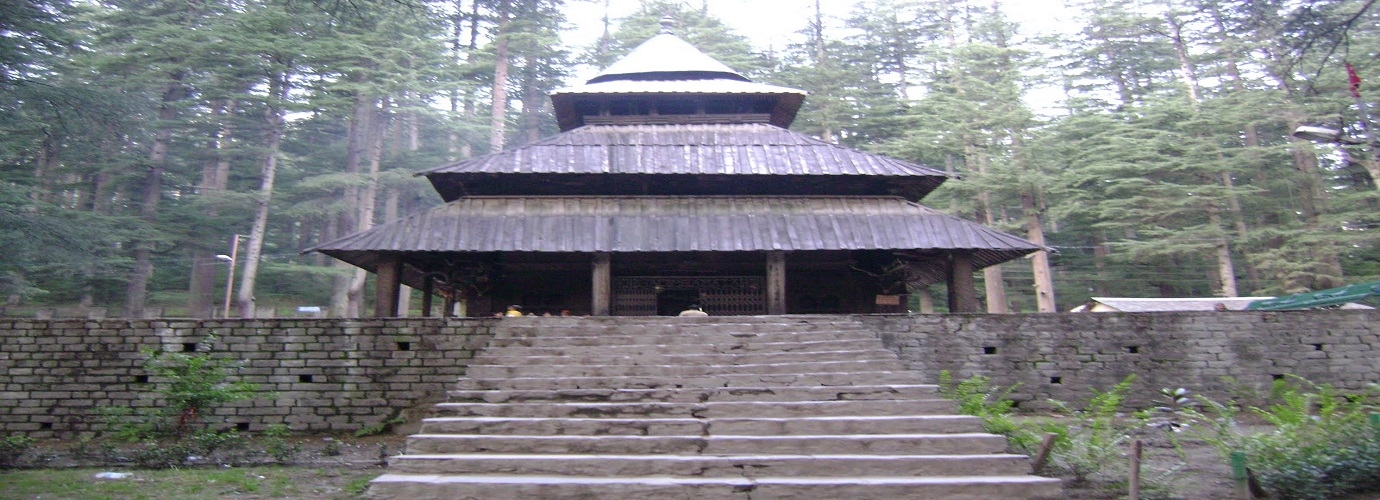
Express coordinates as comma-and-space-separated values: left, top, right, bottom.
1182, 376, 1380, 500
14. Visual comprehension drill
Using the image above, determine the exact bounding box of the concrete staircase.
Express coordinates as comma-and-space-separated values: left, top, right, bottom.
368, 316, 1062, 499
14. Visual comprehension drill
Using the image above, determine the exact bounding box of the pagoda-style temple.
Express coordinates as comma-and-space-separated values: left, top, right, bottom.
310, 25, 1042, 317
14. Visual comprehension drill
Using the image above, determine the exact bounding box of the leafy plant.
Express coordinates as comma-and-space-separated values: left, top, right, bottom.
0, 434, 36, 469
354, 416, 406, 438
1185, 376, 1380, 500
141, 340, 262, 435
1043, 375, 1137, 483
260, 424, 301, 464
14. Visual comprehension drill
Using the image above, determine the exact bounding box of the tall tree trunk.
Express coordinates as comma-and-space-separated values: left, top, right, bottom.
488, 0, 512, 153
187, 99, 236, 318
236, 74, 291, 318
347, 98, 390, 316
330, 91, 374, 317
974, 154, 1007, 313
1023, 192, 1056, 312
124, 79, 183, 318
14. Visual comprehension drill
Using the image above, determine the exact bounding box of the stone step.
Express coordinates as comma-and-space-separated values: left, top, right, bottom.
453, 371, 927, 391
386, 452, 1035, 477
463, 359, 909, 378
367, 473, 1064, 499
417, 415, 984, 436
481, 338, 885, 355
486, 330, 880, 347
405, 432, 1009, 455
476, 348, 901, 365
430, 399, 957, 419
447, 384, 941, 403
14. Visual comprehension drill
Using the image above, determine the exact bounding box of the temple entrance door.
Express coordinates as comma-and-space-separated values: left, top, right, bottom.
656, 289, 700, 316
611, 276, 766, 316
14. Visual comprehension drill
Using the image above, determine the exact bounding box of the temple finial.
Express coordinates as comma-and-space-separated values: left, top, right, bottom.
659, 15, 675, 34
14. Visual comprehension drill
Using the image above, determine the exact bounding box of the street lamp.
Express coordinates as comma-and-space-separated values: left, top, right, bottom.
216, 235, 243, 318
1291, 125, 1364, 145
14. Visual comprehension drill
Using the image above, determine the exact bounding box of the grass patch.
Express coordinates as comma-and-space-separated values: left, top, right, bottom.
0, 467, 384, 499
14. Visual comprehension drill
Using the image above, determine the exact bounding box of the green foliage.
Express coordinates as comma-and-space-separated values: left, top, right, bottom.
353, 416, 406, 438
260, 424, 301, 465
1041, 375, 1137, 483
936, 370, 1027, 444
1185, 376, 1380, 500
0, 434, 37, 469
139, 342, 263, 435
101, 336, 268, 449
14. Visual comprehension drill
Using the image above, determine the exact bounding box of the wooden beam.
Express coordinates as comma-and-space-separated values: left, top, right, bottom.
767, 251, 786, 315
592, 253, 611, 316
374, 254, 402, 317
947, 252, 979, 313
420, 275, 434, 317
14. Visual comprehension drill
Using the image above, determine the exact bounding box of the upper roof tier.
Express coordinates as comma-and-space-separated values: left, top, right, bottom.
418, 123, 949, 202
550, 25, 806, 131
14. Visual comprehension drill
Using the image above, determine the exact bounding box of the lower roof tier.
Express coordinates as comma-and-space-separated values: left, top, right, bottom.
309, 196, 1042, 271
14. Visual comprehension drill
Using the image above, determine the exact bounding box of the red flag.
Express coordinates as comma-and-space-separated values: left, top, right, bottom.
1346, 62, 1362, 98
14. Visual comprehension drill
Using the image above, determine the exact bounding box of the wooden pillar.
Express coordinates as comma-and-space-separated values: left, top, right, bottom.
420, 275, 434, 317
918, 286, 935, 313
766, 251, 786, 315
443, 295, 456, 318
592, 252, 611, 316
947, 252, 980, 313
374, 254, 402, 317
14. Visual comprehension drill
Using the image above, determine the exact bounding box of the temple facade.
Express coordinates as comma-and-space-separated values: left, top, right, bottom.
310, 24, 1041, 317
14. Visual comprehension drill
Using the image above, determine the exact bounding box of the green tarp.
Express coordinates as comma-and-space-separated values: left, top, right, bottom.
1245, 281, 1380, 310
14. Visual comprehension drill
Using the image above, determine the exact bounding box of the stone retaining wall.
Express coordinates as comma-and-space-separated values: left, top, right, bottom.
858, 310, 1378, 409
0, 311, 1376, 437
0, 318, 498, 437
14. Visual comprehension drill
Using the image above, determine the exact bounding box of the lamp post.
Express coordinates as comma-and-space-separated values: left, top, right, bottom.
215, 234, 243, 318
1292, 65, 1380, 188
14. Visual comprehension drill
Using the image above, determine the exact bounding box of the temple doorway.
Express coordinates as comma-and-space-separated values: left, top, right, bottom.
656, 288, 701, 316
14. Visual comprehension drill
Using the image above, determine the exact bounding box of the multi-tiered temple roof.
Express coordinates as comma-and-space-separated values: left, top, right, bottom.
312, 22, 1040, 316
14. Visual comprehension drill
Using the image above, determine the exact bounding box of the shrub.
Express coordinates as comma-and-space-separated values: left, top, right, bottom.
0, 434, 36, 469
1186, 376, 1380, 500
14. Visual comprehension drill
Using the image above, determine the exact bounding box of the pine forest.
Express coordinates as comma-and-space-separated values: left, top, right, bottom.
2, 0, 1378, 317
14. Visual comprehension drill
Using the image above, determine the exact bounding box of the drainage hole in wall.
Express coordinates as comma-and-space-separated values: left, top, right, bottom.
299, 374, 314, 383
181, 342, 198, 352
1126, 345, 1139, 354
982, 346, 997, 355
236, 422, 251, 432
1312, 343, 1324, 351
397, 341, 411, 351
134, 375, 150, 384
40, 422, 52, 430
1271, 374, 1285, 380
1050, 376, 1062, 384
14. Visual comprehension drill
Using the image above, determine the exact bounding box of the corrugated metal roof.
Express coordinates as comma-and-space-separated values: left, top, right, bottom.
587, 33, 748, 84
1073, 297, 1274, 312
420, 123, 947, 178
309, 196, 1041, 265
551, 79, 805, 96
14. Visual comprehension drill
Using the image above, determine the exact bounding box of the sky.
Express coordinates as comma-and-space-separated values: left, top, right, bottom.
562, 0, 1077, 54
561, 0, 1079, 111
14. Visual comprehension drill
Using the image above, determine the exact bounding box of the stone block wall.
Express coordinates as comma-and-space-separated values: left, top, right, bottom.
0, 318, 497, 438
858, 310, 1379, 409
1, 311, 1376, 437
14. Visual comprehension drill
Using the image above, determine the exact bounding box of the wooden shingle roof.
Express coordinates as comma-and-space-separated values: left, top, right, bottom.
309, 196, 1041, 275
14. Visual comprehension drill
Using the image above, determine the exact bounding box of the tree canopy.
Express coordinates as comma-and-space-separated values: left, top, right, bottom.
2, 0, 1377, 315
